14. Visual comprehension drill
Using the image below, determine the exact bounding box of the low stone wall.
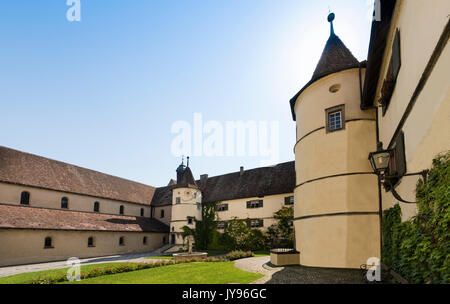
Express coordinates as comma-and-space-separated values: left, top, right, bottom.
172, 252, 207, 261
270, 249, 300, 266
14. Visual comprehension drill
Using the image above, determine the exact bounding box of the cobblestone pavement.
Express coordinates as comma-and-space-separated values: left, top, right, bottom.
234, 256, 283, 284
0, 252, 169, 278
234, 256, 366, 284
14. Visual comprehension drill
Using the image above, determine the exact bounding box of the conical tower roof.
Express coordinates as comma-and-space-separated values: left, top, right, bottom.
311, 33, 359, 81
177, 166, 198, 188
289, 13, 363, 121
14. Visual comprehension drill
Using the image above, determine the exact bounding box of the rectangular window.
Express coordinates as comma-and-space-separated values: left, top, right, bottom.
284, 196, 294, 205
248, 219, 264, 228
175, 197, 181, 204
160, 209, 165, 218
325, 105, 345, 133
215, 203, 228, 212
325, 104, 345, 133
187, 217, 194, 225
246, 200, 263, 209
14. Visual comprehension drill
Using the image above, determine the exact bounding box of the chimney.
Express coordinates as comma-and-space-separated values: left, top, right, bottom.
200, 174, 208, 183
240, 166, 244, 176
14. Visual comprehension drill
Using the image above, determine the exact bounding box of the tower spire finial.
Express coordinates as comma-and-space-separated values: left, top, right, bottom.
327, 12, 335, 36
187, 156, 190, 167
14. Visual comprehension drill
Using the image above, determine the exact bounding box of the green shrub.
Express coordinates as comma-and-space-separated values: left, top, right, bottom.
226, 250, 254, 261
382, 152, 450, 283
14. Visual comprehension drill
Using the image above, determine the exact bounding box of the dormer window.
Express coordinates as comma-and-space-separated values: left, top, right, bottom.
325, 105, 345, 133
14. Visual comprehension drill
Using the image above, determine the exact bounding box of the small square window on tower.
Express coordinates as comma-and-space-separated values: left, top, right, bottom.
325, 104, 345, 133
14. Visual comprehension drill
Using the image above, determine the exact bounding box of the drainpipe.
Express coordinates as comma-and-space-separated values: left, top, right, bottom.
360, 61, 383, 257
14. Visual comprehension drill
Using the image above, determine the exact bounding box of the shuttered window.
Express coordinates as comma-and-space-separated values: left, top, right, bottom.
381, 29, 401, 116
388, 131, 406, 178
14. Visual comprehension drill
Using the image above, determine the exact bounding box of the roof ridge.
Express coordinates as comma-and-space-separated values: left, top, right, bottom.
0, 146, 154, 188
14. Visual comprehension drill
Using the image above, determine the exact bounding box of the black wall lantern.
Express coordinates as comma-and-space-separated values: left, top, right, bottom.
368, 143, 428, 204
368, 150, 391, 174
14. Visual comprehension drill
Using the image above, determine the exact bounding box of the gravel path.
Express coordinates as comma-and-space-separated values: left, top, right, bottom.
234, 256, 283, 284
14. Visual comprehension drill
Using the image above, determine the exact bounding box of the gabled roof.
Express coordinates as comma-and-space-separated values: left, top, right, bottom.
0, 203, 169, 233
0, 146, 156, 205
198, 161, 295, 203
150, 161, 296, 206
151, 185, 176, 206
289, 14, 362, 120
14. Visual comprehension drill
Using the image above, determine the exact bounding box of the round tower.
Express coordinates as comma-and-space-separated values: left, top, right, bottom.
170, 157, 202, 246
290, 14, 380, 268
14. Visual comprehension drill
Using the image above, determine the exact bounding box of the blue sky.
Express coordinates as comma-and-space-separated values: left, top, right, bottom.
0, 0, 373, 187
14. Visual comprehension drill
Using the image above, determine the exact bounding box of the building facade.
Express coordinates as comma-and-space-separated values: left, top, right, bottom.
0, 0, 448, 271
287, 0, 449, 269
0, 147, 295, 266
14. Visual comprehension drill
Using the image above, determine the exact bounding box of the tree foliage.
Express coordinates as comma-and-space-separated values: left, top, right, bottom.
266, 206, 294, 248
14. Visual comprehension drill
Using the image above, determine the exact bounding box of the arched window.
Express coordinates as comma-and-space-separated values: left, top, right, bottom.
160, 209, 165, 218
119, 236, 125, 246
88, 237, 95, 247
119, 205, 124, 215
44, 237, 52, 248
94, 202, 100, 212
20, 191, 30, 205
61, 197, 69, 209
140, 208, 144, 217
143, 236, 147, 245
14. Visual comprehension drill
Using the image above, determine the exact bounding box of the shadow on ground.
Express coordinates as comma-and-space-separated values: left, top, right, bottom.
265, 263, 366, 284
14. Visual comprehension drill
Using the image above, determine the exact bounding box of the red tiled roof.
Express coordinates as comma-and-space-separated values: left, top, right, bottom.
0, 146, 155, 205
0, 204, 169, 233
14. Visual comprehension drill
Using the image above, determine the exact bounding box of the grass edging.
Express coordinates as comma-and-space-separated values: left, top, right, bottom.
28, 257, 227, 284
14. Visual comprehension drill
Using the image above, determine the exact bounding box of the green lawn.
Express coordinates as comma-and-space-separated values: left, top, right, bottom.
63, 262, 262, 284
0, 262, 131, 284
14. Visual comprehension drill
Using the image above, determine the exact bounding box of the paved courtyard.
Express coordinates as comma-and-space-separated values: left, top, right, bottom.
234, 256, 365, 284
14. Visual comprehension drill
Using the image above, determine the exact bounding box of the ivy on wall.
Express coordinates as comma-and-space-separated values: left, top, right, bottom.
382, 152, 450, 283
